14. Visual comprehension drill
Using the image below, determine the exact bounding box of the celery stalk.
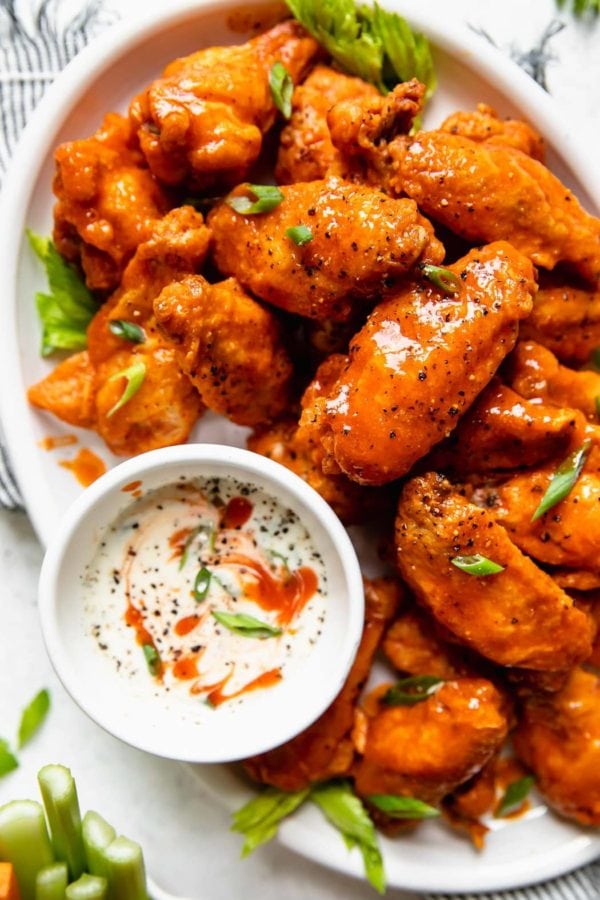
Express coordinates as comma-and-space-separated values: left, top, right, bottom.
38, 765, 86, 880
103, 837, 148, 900
35, 862, 68, 900
65, 874, 107, 900
0, 800, 54, 900
82, 811, 115, 878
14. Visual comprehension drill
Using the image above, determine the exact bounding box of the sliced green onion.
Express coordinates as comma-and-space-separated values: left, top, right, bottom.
311, 781, 385, 895
382, 675, 444, 707
106, 360, 146, 418
179, 523, 215, 570
108, 320, 146, 344
226, 185, 284, 216
531, 440, 592, 521
142, 644, 161, 677
18, 688, 51, 749
65, 874, 108, 900
367, 795, 440, 819
269, 61, 294, 119
596, 396, 600, 419
494, 775, 535, 818
267, 549, 290, 571
0, 740, 18, 778
286, 226, 313, 246
232, 787, 309, 856
0, 800, 54, 900
193, 567, 212, 603
103, 835, 148, 900
211, 610, 282, 639
451, 554, 505, 576
36, 862, 69, 900
420, 264, 461, 294
38, 765, 86, 881
82, 811, 116, 878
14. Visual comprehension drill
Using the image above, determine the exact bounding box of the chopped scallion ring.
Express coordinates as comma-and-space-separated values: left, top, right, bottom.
382, 675, 444, 707
451, 554, 505, 576
142, 644, 161, 677
269, 61, 294, 119
108, 320, 146, 344
531, 439, 592, 521
106, 360, 146, 418
211, 611, 282, 639
227, 184, 284, 215
420, 264, 461, 294
495, 775, 535, 818
193, 567, 212, 603
286, 225, 313, 246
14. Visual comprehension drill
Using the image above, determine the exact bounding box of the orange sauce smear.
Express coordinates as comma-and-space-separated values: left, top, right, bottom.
59, 448, 106, 487
39, 434, 77, 450
221, 552, 318, 625
122, 480, 143, 493
221, 495, 253, 529
175, 615, 201, 637
206, 668, 282, 707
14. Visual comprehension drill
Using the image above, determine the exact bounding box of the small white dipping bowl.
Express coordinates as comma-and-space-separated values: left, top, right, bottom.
38, 444, 364, 763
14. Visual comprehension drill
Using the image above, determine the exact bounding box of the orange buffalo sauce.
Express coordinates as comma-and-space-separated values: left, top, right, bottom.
60, 448, 106, 486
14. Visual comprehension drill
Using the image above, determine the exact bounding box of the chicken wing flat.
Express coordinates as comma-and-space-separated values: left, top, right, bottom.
514, 668, 600, 825
519, 276, 600, 365
353, 679, 508, 805
154, 275, 292, 426
243, 577, 401, 791
307, 242, 535, 485
129, 21, 317, 190
53, 113, 170, 292
395, 473, 593, 671
209, 177, 443, 321
505, 340, 600, 421
275, 65, 379, 184
390, 132, 600, 283
439, 103, 545, 160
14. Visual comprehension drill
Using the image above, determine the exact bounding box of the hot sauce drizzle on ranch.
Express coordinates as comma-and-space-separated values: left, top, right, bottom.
81, 476, 327, 713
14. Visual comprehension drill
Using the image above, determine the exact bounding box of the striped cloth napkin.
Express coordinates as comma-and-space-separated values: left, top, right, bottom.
0, 2, 598, 898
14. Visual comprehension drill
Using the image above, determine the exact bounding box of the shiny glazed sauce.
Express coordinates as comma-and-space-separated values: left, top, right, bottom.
81, 475, 327, 714
60, 448, 106, 486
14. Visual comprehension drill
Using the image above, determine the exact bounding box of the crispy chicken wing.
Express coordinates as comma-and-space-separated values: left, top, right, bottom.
275, 65, 379, 184
395, 473, 593, 671
382, 607, 472, 679
306, 242, 535, 485
354, 679, 508, 805
53, 113, 171, 292
243, 577, 402, 791
129, 21, 317, 190
519, 276, 600, 365
514, 668, 600, 825
440, 103, 545, 160
28, 350, 96, 429
208, 177, 444, 321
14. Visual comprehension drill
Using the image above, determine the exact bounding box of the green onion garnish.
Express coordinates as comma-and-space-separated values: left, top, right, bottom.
494, 775, 535, 818
142, 644, 161, 677
108, 320, 146, 344
420, 264, 461, 294
367, 795, 440, 819
193, 567, 212, 603
179, 524, 214, 570
595, 396, 600, 419
531, 440, 592, 521
269, 61, 294, 119
211, 611, 282, 639
227, 184, 284, 215
232, 787, 310, 856
18, 688, 51, 749
451, 554, 505, 576
106, 360, 146, 418
0, 740, 18, 778
286, 225, 313, 246
382, 675, 444, 707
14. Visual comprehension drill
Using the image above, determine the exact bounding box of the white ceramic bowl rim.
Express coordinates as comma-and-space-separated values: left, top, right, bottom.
38, 443, 364, 763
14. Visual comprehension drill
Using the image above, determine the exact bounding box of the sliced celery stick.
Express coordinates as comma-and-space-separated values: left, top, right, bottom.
103, 836, 148, 900
0, 800, 54, 900
36, 862, 68, 900
82, 811, 115, 878
65, 874, 107, 900
38, 765, 86, 880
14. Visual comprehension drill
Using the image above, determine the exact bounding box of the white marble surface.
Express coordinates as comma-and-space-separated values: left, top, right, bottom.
1, 1, 599, 897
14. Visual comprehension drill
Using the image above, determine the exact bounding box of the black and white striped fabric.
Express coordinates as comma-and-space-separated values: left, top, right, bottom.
0, 2, 598, 897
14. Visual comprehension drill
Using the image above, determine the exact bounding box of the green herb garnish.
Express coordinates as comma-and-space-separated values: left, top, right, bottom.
495, 775, 535, 818
108, 320, 146, 344
232, 787, 310, 856
106, 360, 146, 417
18, 689, 51, 749
556, 0, 599, 15
383, 675, 444, 707
193, 567, 212, 603
420, 264, 461, 294
451, 554, 505, 576
211, 611, 282, 639
227, 185, 284, 215
367, 794, 440, 819
531, 440, 591, 521
267, 549, 290, 571
0, 740, 19, 778
312, 781, 385, 894
286, 225, 313, 246
142, 644, 161, 677
27, 230, 97, 357
179, 523, 215, 570
269, 61, 294, 119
